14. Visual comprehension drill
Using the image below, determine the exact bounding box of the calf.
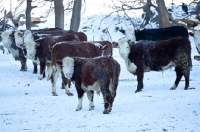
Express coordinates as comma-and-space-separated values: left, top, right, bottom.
51, 41, 113, 96
119, 26, 189, 42
1, 30, 27, 71
118, 37, 192, 93
56, 56, 120, 114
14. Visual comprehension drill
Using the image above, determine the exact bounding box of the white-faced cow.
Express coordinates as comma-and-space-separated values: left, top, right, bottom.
118, 37, 192, 93
54, 56, 120, 114
119, 26, 189, 42
14, 30, 38, 74
23, 31, 88, 81
1, 30, 27, 71
51, 41, 113, 96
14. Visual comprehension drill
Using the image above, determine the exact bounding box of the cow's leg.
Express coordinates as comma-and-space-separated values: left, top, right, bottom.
87, 90, 95, 110
170, 67, 183, 90
135, 68, 144, 93
46, 63, 53, 81
50, 66, 60, 96
20, 58, 27, 71
103, 93, 112, 114
60, 71, 73, 96
32, 61, 38, 74
183, 66, 190, 90
38, 61, 46, 80
75, 81, 84, 111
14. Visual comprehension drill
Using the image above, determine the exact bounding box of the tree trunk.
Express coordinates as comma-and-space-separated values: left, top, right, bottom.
156, 0, 172, 28
70, 0, 82, 32
140, 0, 152, 28
54, 0, 64, 29
26, 0, 32, 30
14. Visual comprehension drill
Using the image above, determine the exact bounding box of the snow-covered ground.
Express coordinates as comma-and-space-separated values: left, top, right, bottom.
1, 1, 200, 132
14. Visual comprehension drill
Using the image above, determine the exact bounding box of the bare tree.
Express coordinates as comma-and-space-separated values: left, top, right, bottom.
26, 0, 37, 30
70, 0, 82, 31
53, 0, 64, 29
155, 0, 172, 27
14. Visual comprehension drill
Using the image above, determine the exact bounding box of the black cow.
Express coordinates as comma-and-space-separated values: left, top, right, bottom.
119, 26, 189, 42
118, 37, 192, 93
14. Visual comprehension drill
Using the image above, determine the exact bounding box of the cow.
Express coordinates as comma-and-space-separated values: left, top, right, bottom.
23, 31, 88, 81
54, 56, 120, 114
1, 30, 27, 71
14, 30, 38, 74
51, 41, 113, 96
118, 37, 192, 93
119, 26, 189, 42
192, 30, 200, 54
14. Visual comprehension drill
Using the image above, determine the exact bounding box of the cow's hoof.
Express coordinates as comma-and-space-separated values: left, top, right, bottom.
184, 88, 188, 90
170, 88, 176, 90
103, 110, 109, 114
89, 106, 95, 111
20, 69, 27, 71
66, 92, 73, 96
135, 89, 142, 93
52, 92, 58, 96
76, 107, 82, 111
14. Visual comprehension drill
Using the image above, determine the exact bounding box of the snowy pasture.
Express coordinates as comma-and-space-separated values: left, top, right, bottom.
0, 0, 200, 131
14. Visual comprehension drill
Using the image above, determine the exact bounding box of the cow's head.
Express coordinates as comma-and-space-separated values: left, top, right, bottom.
193, 30, 200, 54
119, 27, 136, 42
61, 57, 75, 79
14, 30, 24, 48
23, 30, 34, 43
24, 41, 38, 60
118, 39, 131, 59
1, 30, 13, 49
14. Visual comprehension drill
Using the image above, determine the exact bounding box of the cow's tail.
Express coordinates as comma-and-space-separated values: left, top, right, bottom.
188, 52, 192, 71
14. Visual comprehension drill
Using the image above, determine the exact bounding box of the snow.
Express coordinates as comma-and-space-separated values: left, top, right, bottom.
1, 1, 200, 132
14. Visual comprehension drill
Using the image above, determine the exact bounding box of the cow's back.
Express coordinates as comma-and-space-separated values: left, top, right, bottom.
52, 42, 102, 64
135, 26, 189, 41
129, 37, 191, 71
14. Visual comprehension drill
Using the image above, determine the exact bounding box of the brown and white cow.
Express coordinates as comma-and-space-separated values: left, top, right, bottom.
1, 30, 27, 71
51, 41, 113, 96
23, 31, 88, 81
118, 37, 192, 93
54, 56, 120, 114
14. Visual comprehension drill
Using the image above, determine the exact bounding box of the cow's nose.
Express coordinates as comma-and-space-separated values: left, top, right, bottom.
66, 73, 72, 78
121, 53, 125, 56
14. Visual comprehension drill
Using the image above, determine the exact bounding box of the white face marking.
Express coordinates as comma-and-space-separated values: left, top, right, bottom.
1, 31, 13, 49
125, 27, 136, 42
118, 39, 137, 73
118, 39, 130, 59
193, 30, 200, 53
62, 57, 75, 79
24, 41, 37, 60
14, 30, 24, 47
23, 30, 34, 43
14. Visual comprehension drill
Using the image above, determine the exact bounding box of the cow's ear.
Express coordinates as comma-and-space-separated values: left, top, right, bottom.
56, 60, 62, 66
128, 41, 135, 46
119, 29, 125, 34
9, 33, 14, 39
18, 33, 23, 37
36, 42, 40, 48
